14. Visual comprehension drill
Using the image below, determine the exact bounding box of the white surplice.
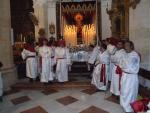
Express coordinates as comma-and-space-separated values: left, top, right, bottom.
91, 50, 110, 90
107, 44, 117, 81
54, 47, 71, 82
39, 46, 53, 83
88, 46, 100, 64
21, 49, 38, 79
120, 51, 140, 112
110, 49, 126, 96
50, 46, 55, 78
87, 51, 93, 71
0, 72, 3, 96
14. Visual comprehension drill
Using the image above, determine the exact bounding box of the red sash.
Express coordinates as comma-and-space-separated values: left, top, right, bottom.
115, 65, 122, 91
24, 44, 35, 52
57, 58, 65, 59
56, 57, 65, 62
25, 56, 35, 60
100, 64, 106, 85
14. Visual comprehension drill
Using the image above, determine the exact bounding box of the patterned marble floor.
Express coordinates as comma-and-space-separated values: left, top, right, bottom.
0, 88, 125, 113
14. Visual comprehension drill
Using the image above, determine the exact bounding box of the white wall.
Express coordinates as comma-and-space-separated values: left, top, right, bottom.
33, 0, 57, 39
47, 1, 57, 38
33, 0, 48, 39
129, 0, 150, 71
101, 0, 111, 40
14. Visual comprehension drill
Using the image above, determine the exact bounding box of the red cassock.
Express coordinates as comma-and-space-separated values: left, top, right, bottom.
130, 98, 150, 113
57, 39, 66, 47
38, 37, 47, 46
24, 44, 35, 52
106, 37, 120, 46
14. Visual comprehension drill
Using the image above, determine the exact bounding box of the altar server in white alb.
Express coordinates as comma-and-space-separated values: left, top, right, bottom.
105, 39, 117, 82
21, 41, 38, 82
86, 45, 95, 71
38, 39, 53, 83
54, 39, 71, 82
119, 41, 140, 113
0, 62, 3, 102
48, 39, 56, 78
91, 42, 110, 91
88, 44, 100, 65
110, 41, 126, 96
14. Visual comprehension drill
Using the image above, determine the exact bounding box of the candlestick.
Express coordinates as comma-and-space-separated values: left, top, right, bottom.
21, 34, 22, 42
24, 37, 26, 43
10, 28, 14, 45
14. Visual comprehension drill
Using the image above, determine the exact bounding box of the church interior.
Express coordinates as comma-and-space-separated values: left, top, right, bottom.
0, 0, 150, 113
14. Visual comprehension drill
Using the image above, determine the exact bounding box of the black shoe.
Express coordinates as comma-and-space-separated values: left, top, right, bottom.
43, 82, 49, 86
95, 89, 105, 92
59, 82, 65, 85
116, 96, 119, 101
36, 76, 40, 81
95, 89, 101, 92
29, 78, 33, 83
0, 96, 3, 102
48, 81, 53, 84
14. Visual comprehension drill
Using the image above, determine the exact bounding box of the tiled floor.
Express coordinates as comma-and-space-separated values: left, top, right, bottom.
42, 89, 58, 95
79, 106, 108, 113
0, 88, 124, 113
56, 96, 78, 105
20, 106, 48, 113
81, 88, 98, 95
105, 95, 119, 104
11, 96, 31, 105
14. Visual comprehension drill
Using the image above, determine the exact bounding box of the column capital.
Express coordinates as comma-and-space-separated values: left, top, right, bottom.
47, 0, 57, 8
33, 0, 47, 7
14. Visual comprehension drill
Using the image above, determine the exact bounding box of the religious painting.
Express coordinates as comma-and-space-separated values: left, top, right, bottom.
106, 0, 129, 38
49, 23, 55, 34
59, 1, 101, 46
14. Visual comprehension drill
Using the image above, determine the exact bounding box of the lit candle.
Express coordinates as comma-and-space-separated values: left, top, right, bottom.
24, 37, 26, 43
21, 34, 22, 42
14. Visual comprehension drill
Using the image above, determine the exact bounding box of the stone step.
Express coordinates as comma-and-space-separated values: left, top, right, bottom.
71, 65, 87, 68
70, 62, 92, 73
69, 72, 92, 76
70, 69, 90, 73
11, 81, 93, 90
72, 62, 87, 65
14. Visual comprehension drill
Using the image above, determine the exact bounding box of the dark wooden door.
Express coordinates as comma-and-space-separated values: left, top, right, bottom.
10, 0, 35, 42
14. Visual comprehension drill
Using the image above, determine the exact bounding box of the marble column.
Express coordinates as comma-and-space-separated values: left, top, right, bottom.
47, 0, 57, 39
33, 0, 48, 40
0, 0, 17, 90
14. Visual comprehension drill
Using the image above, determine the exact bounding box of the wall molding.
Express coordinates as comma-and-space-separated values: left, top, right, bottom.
1, 65, 16, 72
129, 0, 141, 9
